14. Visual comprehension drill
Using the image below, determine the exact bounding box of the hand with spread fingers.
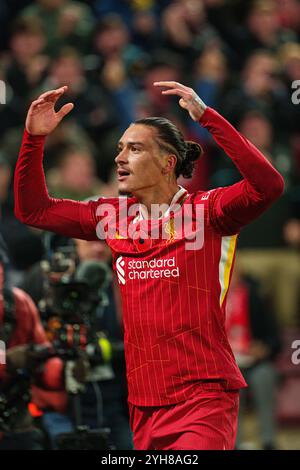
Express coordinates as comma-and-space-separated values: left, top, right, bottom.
154, 81, 207, 121
25, 86, 74, 136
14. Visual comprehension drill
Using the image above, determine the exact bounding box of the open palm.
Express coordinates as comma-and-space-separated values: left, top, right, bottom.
153, 81, 207, 121
26, 86, 74, 136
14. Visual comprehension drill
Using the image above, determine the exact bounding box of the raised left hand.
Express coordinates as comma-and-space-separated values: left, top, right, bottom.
153, 81, 207, 121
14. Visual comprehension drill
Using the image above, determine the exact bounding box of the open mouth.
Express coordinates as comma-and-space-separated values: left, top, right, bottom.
117, 169, 131, 180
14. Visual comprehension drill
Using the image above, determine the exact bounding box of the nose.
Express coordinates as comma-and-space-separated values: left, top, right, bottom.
115, 147, 128, 165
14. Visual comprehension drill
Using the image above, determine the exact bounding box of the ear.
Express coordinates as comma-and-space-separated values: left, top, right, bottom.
162, 154, 177, 174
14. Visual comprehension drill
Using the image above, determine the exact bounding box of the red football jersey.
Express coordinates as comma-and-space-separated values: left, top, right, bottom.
83, 189, 247, 406
14, 107, 284, 406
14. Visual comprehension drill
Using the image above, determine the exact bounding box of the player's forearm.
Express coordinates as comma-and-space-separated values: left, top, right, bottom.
14, 129, 50, 223
14, 130, 91, 239
199, 107, 284, 201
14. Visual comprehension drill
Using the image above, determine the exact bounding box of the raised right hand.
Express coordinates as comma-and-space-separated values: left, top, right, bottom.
25, 86, 74, 136
154, 81, 207, 121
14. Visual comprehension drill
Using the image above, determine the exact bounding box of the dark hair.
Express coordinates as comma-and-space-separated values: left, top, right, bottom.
10, 18, 44, 37
95, 14, 126, 35
134, 117, 203, 179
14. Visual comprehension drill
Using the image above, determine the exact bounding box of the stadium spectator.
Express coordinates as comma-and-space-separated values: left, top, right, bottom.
226, 264, 281, 450
19, 0, 95, 55
46, 146, 105, 200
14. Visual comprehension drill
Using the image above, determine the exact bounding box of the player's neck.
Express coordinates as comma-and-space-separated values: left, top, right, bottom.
134, 183, 180, 218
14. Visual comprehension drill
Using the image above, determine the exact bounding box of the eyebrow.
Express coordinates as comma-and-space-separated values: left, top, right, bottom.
117, 141, 146, 148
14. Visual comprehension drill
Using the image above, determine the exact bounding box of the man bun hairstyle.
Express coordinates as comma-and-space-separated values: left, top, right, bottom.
134, 117, 203, 179
182, 141, 203, 178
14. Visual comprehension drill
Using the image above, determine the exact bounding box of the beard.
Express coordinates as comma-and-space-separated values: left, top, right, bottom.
118, 190, 132, 197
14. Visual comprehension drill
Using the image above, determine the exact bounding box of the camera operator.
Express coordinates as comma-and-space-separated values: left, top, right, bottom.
0, 239, 57, 450
69, 238, 133, 450
22, 235, 133, 449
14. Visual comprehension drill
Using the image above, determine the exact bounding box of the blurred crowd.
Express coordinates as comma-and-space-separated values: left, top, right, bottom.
0, 0, 300, 450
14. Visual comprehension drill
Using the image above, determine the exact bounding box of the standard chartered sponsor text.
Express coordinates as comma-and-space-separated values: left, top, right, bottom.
128, 257, 180, 280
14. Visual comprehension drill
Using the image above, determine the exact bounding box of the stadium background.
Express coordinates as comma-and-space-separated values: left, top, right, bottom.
0, 0, 300, 449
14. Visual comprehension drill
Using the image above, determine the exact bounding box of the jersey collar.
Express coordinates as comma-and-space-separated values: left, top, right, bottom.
136, 185, 188, 222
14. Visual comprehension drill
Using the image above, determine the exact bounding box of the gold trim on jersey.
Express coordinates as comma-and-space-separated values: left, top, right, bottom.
115, 230, 127, 239
219, 234, 238, 307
